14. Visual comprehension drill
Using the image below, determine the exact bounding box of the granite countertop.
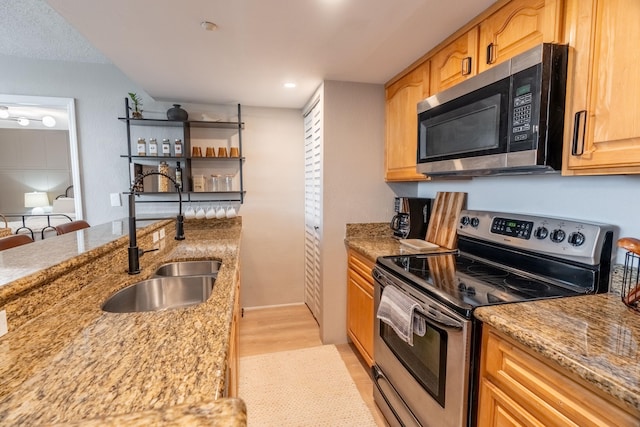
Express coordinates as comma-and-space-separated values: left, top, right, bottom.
475, 293, 640, 415
0, 218, 245, 426
346, 224, 640, 416
344, 222, 456, 261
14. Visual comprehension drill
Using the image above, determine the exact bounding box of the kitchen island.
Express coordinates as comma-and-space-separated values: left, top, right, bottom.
0, 218, 245, 426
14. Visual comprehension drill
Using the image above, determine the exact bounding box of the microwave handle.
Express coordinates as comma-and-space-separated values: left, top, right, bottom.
571, 110, 587, 156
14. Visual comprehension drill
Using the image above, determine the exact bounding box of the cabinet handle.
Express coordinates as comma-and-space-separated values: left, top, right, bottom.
571, 110, 587, 156
461, 57, 472, 76
486, 43, 495, 65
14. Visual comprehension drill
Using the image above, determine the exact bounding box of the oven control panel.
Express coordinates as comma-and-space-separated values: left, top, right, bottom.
458, 210, 615, 265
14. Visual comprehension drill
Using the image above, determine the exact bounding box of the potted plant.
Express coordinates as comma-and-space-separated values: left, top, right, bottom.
128, 92, 143, 119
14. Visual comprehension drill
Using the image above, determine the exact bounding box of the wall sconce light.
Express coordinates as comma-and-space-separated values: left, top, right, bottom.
24, 192, 50, 214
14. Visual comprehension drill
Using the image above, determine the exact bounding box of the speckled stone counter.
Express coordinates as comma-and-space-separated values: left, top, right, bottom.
0, 218, 245, 426
475, 294, 640, 415
345, 222, 455, 261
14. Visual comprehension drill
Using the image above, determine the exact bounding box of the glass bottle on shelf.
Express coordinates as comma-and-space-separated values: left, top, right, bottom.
162, 138, 171, 157
176, 162, 183, 191
174, 139, 183, 157
148, 138, 158, 156
158, 161, 170, 192
137, 138, 146, 156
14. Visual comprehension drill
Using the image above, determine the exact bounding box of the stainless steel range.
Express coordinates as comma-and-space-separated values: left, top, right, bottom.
372, 210, 615, 427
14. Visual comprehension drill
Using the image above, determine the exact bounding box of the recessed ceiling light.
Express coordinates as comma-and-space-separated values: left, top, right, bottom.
0, 106, 8, 119
283, 82, 296, 89
201, 21, 218, 31
17, 117, 30, 126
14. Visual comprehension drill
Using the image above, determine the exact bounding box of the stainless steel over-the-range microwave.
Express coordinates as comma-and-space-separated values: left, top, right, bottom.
417, 43, 568, 177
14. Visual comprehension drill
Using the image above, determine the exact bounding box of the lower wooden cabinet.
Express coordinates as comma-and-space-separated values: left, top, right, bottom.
478, 326, 639, 426
227, 268, 241, 397
346, 249, 375, 367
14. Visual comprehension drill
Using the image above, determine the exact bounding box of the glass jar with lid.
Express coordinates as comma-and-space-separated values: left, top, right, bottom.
148, 138, 158, 156
137, 138, 146, 156
162, 138, 171, 156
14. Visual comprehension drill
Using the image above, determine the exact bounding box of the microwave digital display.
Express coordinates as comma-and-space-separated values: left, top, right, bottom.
516, 84, 531, 97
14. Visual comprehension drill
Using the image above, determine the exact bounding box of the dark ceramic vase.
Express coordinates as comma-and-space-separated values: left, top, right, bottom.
167, 104, 188, 121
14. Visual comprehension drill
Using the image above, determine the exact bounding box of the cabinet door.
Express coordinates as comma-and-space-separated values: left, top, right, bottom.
479, 0, 563, 72
227, 269, 241, 397
563, 0, 640, 175
479, 379, 546, 427
346, 250, 375, 367
478, 327, 640, 427
384, 61, 430, 182
430, 27, 479, 94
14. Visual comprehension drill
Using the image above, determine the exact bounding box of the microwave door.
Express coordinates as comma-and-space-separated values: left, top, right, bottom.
417, 78, 510, 174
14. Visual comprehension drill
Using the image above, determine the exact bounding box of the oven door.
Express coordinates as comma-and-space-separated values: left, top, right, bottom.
373, 267, 472, 427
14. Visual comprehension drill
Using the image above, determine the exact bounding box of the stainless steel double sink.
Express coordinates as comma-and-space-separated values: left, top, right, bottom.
102, 260, 221, 313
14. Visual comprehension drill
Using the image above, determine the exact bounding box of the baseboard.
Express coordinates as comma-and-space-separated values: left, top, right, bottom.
242, 302, 306, 311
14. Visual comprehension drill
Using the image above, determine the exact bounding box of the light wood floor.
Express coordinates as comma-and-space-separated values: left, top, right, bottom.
239, 303, 386, 426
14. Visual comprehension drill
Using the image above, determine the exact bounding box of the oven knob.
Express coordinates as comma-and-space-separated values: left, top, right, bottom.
534, 226, 548, 240
470, 217, 480, 228
460, 216, 470, 226
568, 232, 586, 247
550, 229, 566, 243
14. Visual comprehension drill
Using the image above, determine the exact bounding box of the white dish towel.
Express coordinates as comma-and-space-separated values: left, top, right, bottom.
377, 284, 426, 346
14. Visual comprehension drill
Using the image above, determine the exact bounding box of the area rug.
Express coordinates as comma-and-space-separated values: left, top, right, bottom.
239, 345, 377, 426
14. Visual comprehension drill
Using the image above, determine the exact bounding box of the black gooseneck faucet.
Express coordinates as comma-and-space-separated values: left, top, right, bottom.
128, 170, 185, 274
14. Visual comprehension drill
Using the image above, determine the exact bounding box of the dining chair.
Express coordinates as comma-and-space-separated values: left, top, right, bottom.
55, 220, 90, 235
0, 234, 34, 251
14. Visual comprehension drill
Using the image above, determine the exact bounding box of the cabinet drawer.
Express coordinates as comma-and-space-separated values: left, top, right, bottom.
347, 250, 375, 285
482, 328, 639, 427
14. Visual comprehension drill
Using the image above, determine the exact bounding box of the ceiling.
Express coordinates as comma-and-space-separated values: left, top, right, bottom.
6, 0, 497, 109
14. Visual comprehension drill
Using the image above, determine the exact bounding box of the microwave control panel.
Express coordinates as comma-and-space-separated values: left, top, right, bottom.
509, 64, 541, 151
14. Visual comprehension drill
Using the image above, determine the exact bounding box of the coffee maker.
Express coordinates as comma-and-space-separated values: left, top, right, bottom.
390, 197, 433, 239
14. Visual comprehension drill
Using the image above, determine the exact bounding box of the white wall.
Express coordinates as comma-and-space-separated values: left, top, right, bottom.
238, 106, 306, 308
321, 81, 396, 344
0, 128, 70, 212
415, 173, 640, 263
0, 54, 146, 225
0, 54, 307, 309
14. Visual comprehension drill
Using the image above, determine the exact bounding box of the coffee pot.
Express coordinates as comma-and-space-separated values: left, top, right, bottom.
390, 197, 433, 239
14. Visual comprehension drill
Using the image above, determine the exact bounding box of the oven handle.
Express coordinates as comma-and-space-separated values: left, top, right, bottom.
374, 269, 465, 330
416, 307, 464, 330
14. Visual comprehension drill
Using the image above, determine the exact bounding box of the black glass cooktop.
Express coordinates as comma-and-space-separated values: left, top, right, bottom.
377, 253, 582, 311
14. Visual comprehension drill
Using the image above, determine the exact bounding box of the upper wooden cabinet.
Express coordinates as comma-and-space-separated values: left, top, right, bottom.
562, 0, 640, 175
384, 0, 565, 181
478, 0, 563, 72
384, 60, 430, 182
430, 27, 479, 94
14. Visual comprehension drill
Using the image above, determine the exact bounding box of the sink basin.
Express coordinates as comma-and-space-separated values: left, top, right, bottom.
154, 260, 221, 277
102, 276, 214, 313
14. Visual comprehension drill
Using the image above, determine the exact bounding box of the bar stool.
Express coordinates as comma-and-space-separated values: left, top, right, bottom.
0, 234, 34, 251
55, 220, 90, 235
